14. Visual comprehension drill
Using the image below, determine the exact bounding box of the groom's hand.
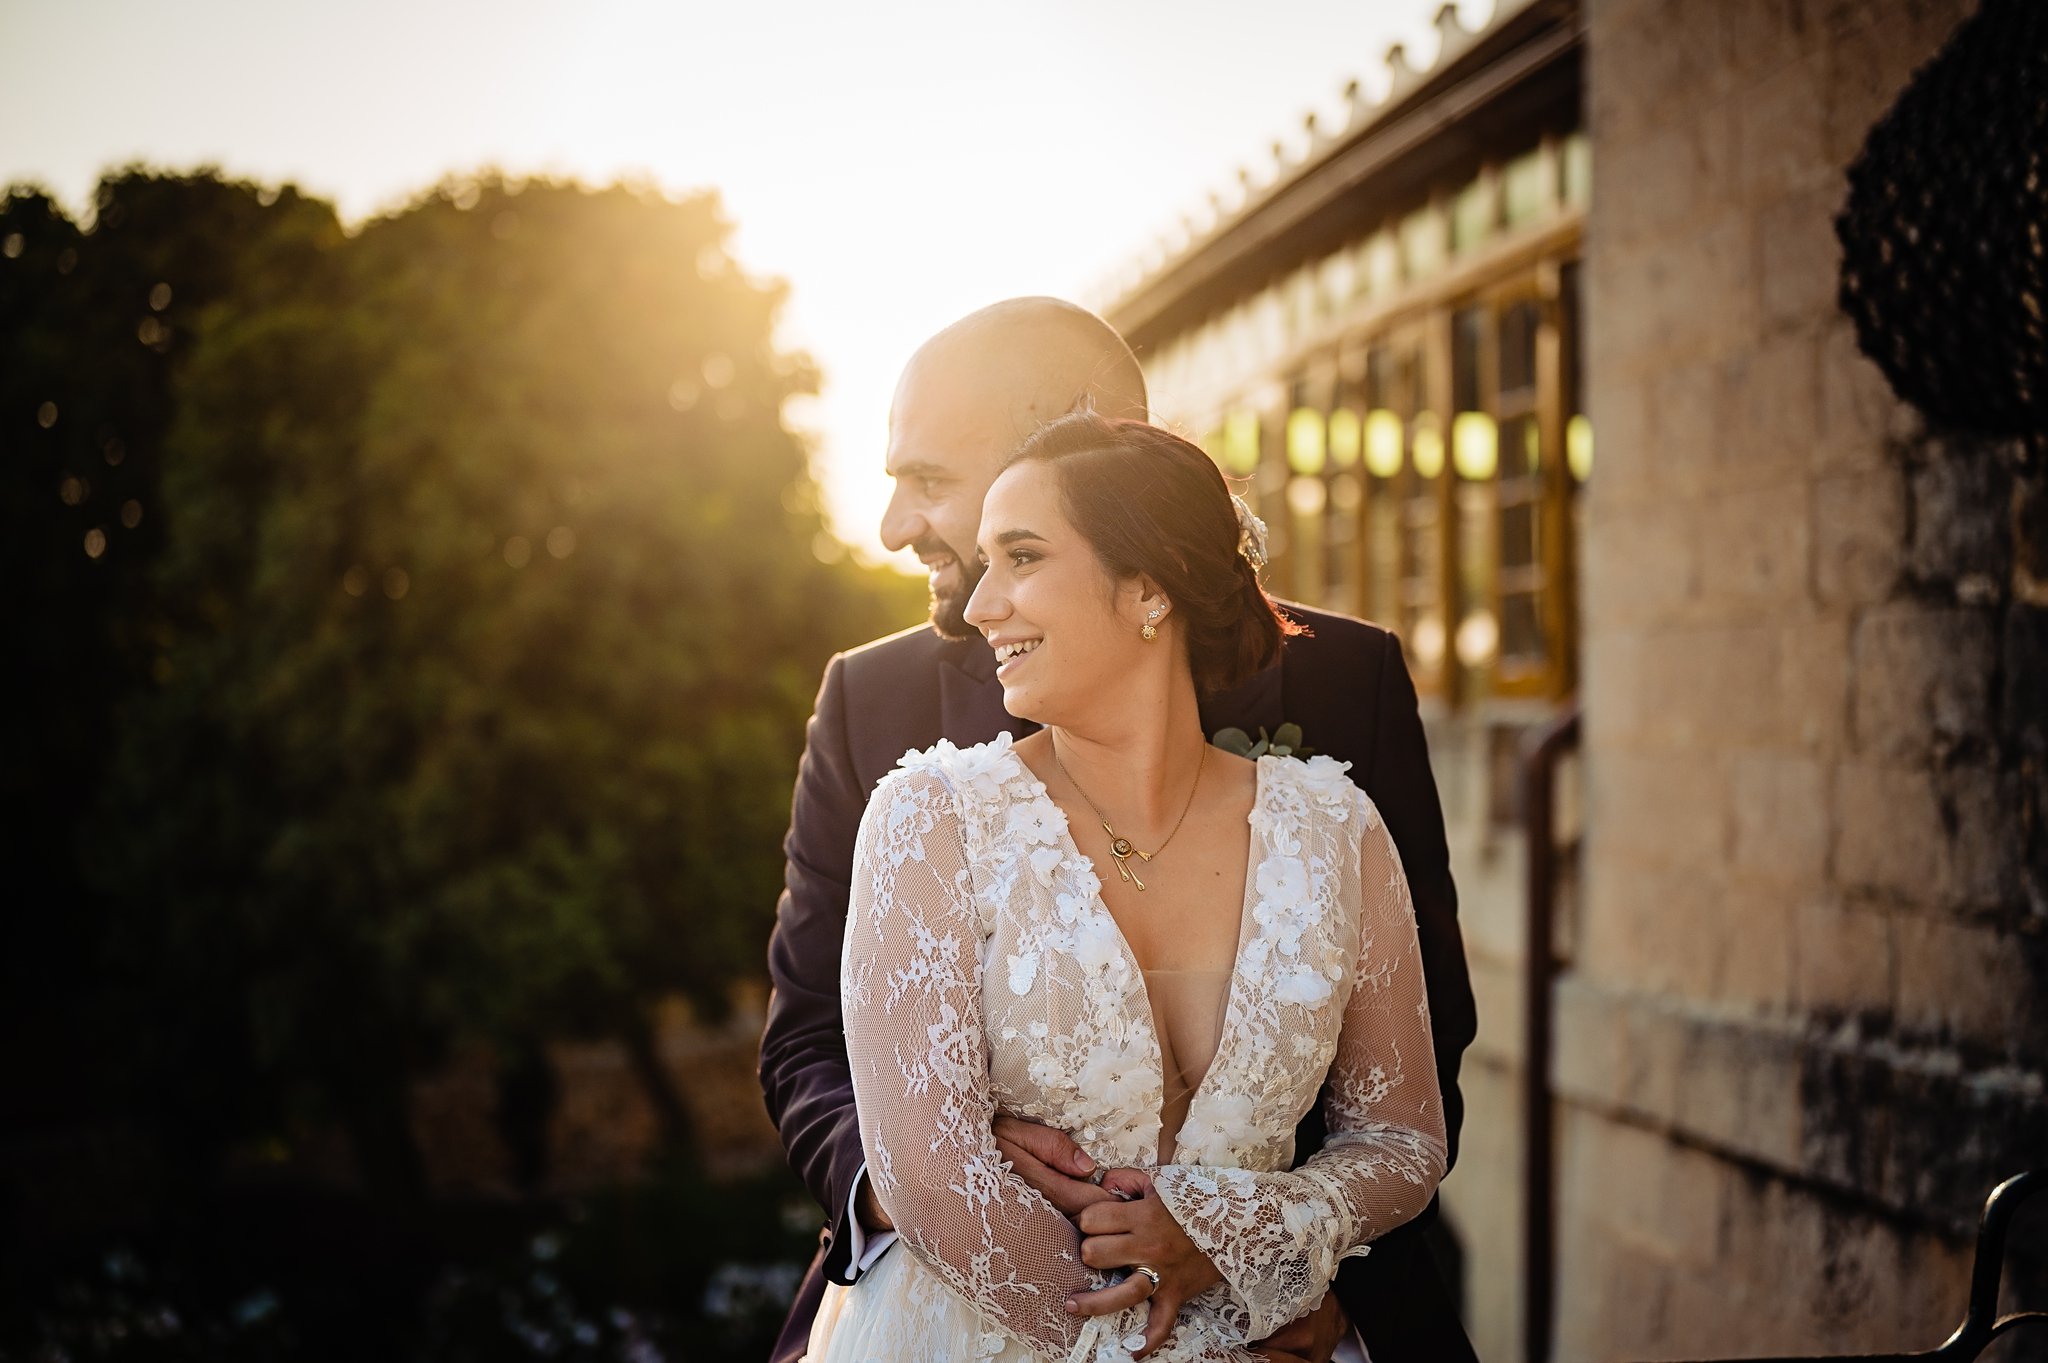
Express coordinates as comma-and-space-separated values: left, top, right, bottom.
993, 1115, 1116, 1218
855, 1178, 895, 1234
1252, 1293, 1349, 1363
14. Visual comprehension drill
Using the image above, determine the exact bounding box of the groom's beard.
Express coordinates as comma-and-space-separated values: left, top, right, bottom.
919, 536, 986, 643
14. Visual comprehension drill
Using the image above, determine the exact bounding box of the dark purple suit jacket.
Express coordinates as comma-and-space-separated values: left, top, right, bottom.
759, 606, 1478, 1362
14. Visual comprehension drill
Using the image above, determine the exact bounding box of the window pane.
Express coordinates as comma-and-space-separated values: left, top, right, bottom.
1403, 429, 1444, 677
1221, 409, 1261, 475
1367, 493, 1401, 626
1453, 307, 1485, 414
1500, 413, 1540, 479
1287, 407, 1327, 475
1504, 147, 1551, 227
1288, 475, 1327, 603
1503, 591, 1544, 663
1452, 178, 1493, 253
1400, 206, 1444, 283
1562, 132, 1592, 207
1500, 300, 1539, 399
1364, 230, 1400, 297
1501, 498, 1535, 570
1326, 471, 1362, 608
1456, 481, 1492, 679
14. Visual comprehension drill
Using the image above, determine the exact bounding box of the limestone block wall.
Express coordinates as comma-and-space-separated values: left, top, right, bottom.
1567, 0, 2046, 1358
1427, 713, 1547, 1363
408, 991, 784, 1198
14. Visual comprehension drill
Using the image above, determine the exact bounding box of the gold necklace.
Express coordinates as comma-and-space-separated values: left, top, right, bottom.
1051, 739, 1204, 892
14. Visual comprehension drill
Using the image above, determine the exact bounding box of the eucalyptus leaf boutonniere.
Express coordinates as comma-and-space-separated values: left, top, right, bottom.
1211, 722, 1315, 760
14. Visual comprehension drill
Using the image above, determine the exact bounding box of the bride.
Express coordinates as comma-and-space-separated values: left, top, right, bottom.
806, 413, 1446, 1363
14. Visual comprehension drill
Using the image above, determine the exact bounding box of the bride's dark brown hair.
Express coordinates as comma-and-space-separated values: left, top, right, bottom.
1007, 411, 1303, 695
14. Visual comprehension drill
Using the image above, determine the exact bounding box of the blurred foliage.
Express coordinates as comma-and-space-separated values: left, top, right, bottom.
0, 167, 922, 1207
8, 1162, 818, 1362
1, 171, 341, 1140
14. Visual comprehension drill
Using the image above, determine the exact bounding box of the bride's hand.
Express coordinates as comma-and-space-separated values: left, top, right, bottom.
1066, 1169, 1223, 1359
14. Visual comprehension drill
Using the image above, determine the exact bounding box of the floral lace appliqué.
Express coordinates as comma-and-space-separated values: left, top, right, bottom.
819, 735, 1445, 1363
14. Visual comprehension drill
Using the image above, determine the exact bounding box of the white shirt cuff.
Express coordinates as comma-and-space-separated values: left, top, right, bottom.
844, 1166, 898, 1277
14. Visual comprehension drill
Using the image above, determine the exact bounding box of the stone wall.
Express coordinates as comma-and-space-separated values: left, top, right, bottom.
1429, 712, 1545, 1363
1568, 0, 2046, 1358
409, 989, 785, 1199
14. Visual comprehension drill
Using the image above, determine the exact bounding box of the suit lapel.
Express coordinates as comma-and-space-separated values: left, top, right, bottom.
939, 636, 1024, 746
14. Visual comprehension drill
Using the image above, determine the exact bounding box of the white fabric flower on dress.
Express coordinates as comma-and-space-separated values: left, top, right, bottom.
1006, 952, 1039, 996
1297, 753, 1356, 794
1076, 1038, 1145, 1103
1179, 1092, 1260, 1164
1027, 1050, 1064, 1090
904, 732, 1017, 801
1006, 797, 1063, 847
1071, 913, 1124, 974
1254, 855, 1309, 907
1282, 1198, 1331, 1241
1275, 963, 1334, 1007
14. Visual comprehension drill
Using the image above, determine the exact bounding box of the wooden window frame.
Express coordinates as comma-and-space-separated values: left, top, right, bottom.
1175, 196, 1584, 711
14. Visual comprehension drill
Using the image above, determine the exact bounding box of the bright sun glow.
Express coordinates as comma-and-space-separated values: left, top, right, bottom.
0, 0, 1488, 569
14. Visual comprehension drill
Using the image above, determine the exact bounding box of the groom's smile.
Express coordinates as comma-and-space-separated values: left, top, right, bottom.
879, 369, 1012, 641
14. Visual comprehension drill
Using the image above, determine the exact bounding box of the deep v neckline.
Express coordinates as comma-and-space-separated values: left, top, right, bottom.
1037, 755, 1270, 1165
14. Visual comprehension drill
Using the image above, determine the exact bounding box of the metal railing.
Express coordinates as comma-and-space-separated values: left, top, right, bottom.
1520, 704, 1581, 1363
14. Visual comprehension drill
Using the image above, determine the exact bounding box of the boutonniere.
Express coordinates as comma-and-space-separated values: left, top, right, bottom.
1211, 722, 1314, 759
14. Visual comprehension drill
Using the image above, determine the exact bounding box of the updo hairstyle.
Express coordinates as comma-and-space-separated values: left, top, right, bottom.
1007, 411, 1302, 695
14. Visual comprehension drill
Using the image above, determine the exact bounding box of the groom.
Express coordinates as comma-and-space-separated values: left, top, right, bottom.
759, 297, 1478, 1363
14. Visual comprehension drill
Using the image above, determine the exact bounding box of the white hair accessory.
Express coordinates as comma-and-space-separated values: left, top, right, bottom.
1231, 494, 1269, 570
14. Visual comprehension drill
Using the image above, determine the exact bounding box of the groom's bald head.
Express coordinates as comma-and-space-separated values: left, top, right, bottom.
900, 297, 1148, 434
882, 298, 1147, 639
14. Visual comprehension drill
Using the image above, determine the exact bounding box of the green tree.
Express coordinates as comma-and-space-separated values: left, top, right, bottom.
0, 170, 339, 1143
88, 173, 918, 1196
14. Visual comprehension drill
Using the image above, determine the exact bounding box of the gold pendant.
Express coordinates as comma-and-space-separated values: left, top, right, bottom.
1105, 830, 1147, 891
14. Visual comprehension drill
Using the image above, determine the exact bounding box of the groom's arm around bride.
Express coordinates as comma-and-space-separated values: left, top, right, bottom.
756, 298, 1479, 1363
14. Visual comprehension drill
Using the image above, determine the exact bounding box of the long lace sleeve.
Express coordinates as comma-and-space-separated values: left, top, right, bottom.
1151, 796, 1448, 1341
841, 767, 1097, 1360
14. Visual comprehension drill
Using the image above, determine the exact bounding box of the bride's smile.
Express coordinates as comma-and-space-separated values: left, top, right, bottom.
991, 636, 1041, 671
966, 459, 1171, 728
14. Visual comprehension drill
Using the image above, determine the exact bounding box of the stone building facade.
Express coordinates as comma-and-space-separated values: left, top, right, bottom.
1104, 0, 2044, 1357
1560, 0, 2044, 1356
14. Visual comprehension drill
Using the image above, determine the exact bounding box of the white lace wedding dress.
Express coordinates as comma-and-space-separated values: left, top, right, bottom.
805, 734, 1446, 1363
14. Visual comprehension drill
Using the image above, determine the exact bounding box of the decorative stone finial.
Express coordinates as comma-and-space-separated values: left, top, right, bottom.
1435, 3, 1478, 65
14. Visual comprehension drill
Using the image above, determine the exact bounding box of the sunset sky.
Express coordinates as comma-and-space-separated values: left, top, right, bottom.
2, 0, 1490, 566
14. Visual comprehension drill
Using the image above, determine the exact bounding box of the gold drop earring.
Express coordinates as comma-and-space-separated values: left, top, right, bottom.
1142, 606, 1163, 641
